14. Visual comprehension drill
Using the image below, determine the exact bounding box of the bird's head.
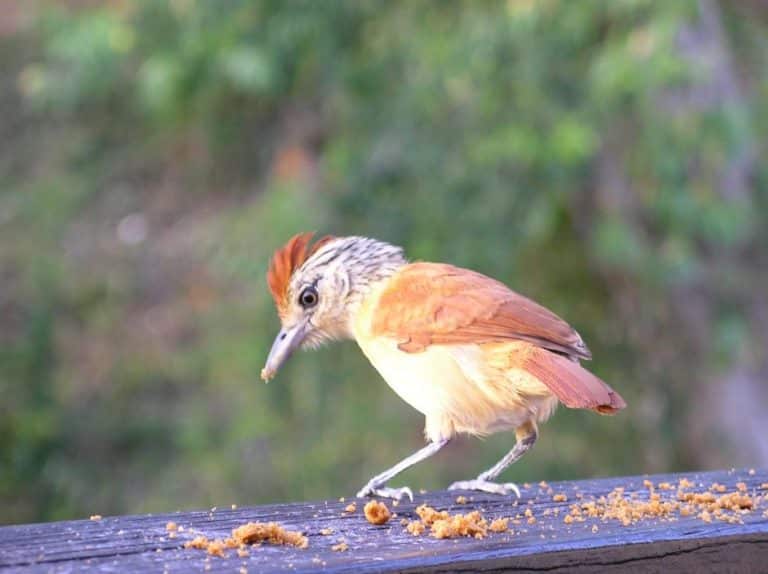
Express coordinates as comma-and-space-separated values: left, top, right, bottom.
260, 232, 406, 381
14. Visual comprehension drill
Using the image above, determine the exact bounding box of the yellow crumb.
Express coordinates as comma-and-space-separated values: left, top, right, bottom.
231, 522, 308, 549
344, 502, 357, 513
553, 494, 567, 502
489, 518, 509, 533
319, 528, 333, 536
89, 515, 102, 521
406, 520, 426, 536
364, 500, 391, 525
166, 522, 178, 532
455, 496, 468, 504
184, 522, 308, 558
331, 541, 349, 552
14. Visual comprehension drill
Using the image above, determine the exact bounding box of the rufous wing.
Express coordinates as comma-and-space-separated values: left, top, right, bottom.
371, 262, 591, 359
369, 262, 625, 413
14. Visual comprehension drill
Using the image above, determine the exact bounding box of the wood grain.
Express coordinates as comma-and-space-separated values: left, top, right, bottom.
1, 469, 766, 573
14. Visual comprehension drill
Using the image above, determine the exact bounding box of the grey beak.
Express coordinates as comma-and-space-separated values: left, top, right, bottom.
260, 319, 309, 381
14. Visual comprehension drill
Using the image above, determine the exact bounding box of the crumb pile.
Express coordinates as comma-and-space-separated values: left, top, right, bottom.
401, 475, 765, 540
363, 500, 392, 525
404, 504, 510, 540
563, 477, 764, 527
184, 522, 308, 557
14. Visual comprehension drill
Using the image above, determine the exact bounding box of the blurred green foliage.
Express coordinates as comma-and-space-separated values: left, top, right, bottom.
1, 0, 766, 524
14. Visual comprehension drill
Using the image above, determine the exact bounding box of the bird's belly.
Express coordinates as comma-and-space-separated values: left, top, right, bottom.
356, 337, 548, 441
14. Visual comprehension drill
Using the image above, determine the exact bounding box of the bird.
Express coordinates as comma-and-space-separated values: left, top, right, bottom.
261, 233, 626, 501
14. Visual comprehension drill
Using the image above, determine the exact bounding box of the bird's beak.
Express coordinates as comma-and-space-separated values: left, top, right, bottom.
260, 319, 309, 382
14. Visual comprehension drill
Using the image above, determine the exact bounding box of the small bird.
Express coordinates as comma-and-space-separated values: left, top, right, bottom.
262, 233, 626, 501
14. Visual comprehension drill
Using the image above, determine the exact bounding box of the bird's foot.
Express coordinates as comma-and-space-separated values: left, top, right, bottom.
448, 479, 521, 497
356, 482, 414, 502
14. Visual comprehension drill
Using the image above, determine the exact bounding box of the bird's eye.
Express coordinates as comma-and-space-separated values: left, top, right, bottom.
299, 286, 318, 308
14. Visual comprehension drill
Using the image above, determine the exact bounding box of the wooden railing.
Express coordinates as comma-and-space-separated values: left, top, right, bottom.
2, 468, 767, 572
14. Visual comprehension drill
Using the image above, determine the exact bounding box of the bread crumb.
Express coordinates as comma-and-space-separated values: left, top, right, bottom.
760, 483, 768, 490
344, 502, 357, 513
237, 548, 250, 558
432, 510, 488, 539
231, 504, 238, 510
331, 541, 349, 552
455, 496, 468, 504
89, 515, 102, 521
184, 522, 308, 558
339, 497, 345, 502
553, 494, 567, 502
563, 515, 574, 525
364, 500, 391, 525
489, 518, 509, 533
392, 499, 399, 507
539, 481, 549, 488
658, 482, 673, 490
736, 482, 748, 492
591, 524, 599, 533
232, 522, 308, 548
406, 520, 426, 536
319, 528, 333, 536
415, 504, 450, 525
166, 522, 178, 532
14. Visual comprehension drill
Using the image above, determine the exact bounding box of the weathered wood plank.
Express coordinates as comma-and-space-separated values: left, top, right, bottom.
1, 468, 767, 573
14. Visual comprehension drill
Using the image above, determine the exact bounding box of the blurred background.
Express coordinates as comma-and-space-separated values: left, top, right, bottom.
1, 0, 767, 526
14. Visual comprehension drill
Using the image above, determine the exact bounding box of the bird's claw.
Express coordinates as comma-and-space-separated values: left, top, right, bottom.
448, 479, 521, 498
356, 483, 414, 502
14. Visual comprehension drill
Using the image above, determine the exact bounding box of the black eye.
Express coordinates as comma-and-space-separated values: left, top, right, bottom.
299, 286, 318, 308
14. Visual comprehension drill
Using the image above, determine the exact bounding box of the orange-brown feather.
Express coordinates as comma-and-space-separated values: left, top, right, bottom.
266, 232, 335, 318
371, 263, 590, 358
368, 262, 625, 414
517, 346, 625, 413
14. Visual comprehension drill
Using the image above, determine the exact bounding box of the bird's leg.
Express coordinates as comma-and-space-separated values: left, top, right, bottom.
356, 439, 449, 501
449, 421, 538, 497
